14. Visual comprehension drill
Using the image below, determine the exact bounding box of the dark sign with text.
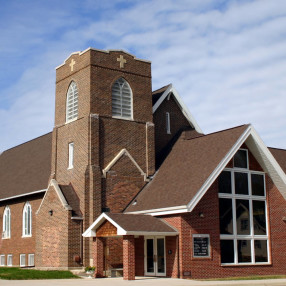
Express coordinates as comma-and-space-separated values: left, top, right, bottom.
193, 236, 209, 257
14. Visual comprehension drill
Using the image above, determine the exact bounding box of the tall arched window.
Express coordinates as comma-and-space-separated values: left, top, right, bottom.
3, 206, 11, 239
22, 202, 32, 237
112, 78, 132, 119
66, 81, 78, 123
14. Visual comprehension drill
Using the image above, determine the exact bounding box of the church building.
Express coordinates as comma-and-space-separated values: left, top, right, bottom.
1, 48, 286, 280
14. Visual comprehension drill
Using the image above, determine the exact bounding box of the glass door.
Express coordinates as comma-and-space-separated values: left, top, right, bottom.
145, 237, 166, 276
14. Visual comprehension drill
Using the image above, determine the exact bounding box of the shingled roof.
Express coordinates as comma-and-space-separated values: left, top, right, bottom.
0, 133, 52, 200
269, 147, 286, 173
125, 125, 250, 213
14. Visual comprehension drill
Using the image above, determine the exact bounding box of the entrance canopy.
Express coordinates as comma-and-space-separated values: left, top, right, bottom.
82, 213, 178, 237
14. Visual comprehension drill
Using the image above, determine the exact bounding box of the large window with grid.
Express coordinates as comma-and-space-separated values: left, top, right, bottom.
23, 202, 32, 237
112, 78, 132, 119
66, 81, 78, 123
218, 149, 269, 265
2, 206, 11, 239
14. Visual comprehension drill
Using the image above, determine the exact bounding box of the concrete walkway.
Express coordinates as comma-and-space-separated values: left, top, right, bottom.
1, 277, 286, 286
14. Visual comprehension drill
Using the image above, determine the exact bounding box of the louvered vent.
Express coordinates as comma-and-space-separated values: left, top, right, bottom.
66, 81, 78, 122
112, 78, 132, 118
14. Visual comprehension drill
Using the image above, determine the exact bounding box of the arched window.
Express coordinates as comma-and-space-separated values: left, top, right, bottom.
22, 202, 32, 237
3, 206, 11, 239
112, 78, 132, 119
66, 81, 78, 123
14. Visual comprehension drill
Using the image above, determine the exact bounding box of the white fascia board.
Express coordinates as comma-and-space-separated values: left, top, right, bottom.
124, 231, 178, 236
82, 213, 126, 237
0, 189, 46, 202
246, 126, 286, 199
187, 125, 252, 212
125, 205, 188, 216
152, 85, 203, 134
102, 148, 147, 181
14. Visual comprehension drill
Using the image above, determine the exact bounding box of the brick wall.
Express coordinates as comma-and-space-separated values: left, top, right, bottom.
153, 94, 192, 168
0, 194, 43, 267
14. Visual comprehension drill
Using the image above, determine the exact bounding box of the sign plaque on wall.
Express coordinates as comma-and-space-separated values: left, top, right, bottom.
193, 234, 210, 257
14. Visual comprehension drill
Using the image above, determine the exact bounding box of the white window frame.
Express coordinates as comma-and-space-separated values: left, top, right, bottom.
68, 142, 74, 169
2, 206, 11, 239
7, 254, 12, 266
233, 148, 249, 169
166, 112, 171, 134
192, 234, 210, 258
0, 255, 5, 266
22, 202, 32, 237
20, 254, 26, 267
112, 78, 133, 120
66, 81, 79, 123
28, 254, 35, 266
219, 164, 269, 265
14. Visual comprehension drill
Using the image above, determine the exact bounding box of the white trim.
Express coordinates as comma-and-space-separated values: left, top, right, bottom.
219, 160, 269, 265
152, 85, 203, 134
2, 206, 11, 239
68, 142, 74, 169
56, 48, 150, 70
20, 254, 26, 267
0, 189, 46, 202
126, 205, 187, 216
7, 254, 13, 266
102, 149, 147, 181
71, 216, 83, 220
0, 255, 5, 266
36, 179, 72, 215
28, 254, 35, 266
22, 202, 32, 237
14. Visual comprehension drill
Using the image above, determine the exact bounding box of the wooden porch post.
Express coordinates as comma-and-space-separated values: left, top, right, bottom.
123, 235, 135, 280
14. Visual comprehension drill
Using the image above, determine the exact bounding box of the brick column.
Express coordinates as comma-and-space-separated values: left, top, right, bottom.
93, 237, 104, 278
123, 235, 135, 280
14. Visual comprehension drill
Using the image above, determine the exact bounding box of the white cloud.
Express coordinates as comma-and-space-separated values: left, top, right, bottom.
1, 0, 286, 152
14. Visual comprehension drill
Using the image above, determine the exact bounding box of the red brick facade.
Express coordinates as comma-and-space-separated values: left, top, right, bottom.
1, 48, 286, 281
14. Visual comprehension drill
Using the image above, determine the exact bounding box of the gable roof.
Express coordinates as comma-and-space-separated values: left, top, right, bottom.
152, 84, 203, 134
82, 212, 178, 237
125, 124, 286, 216
0, 133, 52, 201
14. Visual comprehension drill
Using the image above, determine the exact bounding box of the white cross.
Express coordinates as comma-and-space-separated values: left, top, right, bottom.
117, 55, 127, 68
69, 59, 76, 71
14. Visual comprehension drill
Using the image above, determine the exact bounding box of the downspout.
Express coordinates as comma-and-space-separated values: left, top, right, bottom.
177, 235, 180, 278
145, 122, 149, 178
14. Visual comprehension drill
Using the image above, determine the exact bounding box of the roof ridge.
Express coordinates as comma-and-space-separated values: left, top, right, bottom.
2, 131, 52, 153
269, 146, 286, 151
182, 124, 249, 141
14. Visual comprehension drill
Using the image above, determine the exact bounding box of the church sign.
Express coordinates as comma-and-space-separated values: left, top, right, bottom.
193, 234, 210, 257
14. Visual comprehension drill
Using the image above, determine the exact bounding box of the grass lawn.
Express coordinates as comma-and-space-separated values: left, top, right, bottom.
0, 267, 80, 280
204, 275, 286, 281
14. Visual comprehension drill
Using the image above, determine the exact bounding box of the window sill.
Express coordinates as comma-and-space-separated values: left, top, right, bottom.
221, 262, 271, 267
67, 167, 74, 170
65, 118, 77, 124
2, 237, 11, 240
22, 235, 32, 238
112, 116, 134, 121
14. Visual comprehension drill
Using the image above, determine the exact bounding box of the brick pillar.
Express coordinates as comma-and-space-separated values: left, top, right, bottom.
123, 235, 135, 280
93, 237, 104, 278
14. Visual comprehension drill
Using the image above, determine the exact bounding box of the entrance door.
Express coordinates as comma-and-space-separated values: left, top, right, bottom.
144, 237, 166, 276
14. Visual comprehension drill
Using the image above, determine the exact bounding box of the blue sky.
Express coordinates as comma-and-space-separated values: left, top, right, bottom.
1, 0, 286, 152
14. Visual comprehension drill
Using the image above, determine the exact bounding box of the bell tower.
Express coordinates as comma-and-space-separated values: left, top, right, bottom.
50, 48, 155, 265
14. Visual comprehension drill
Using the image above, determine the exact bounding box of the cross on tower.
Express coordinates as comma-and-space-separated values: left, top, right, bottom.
69, 59, 76, 71
117, 55, 127, 68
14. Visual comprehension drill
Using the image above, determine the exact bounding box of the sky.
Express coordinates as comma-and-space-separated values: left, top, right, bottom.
1, 0, 286, 152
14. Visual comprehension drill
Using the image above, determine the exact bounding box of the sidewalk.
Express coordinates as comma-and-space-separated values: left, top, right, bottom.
1, 277, 286, 286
